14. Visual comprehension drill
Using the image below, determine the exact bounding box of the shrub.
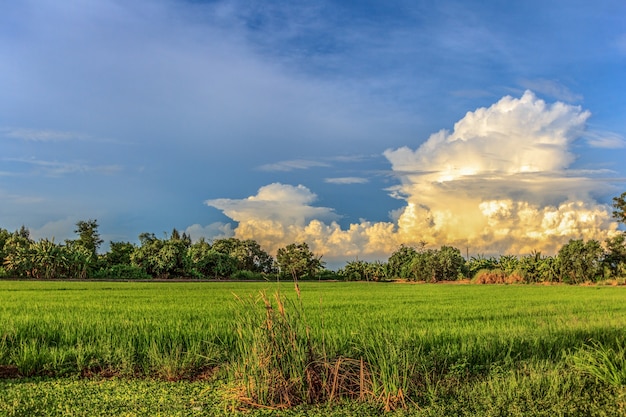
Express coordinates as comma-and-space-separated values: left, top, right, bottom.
230, 270, 268, 281
472, 269, 507, 284
93, 264, 151, 280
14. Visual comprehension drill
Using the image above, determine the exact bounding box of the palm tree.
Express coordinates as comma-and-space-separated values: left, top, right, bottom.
3, 234, 34, 278
32, 239, 65, 279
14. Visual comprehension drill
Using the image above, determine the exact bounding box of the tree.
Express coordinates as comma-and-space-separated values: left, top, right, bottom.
0, 228, 11, 266
63, 240, 93, 279
212, 238, 274, 273
435, 246, 466, 281
518, 251, 558, 283
131, 236, 164, 277
406, 249, 436, 281
131, 232, 190, 278
3, 231, 34, 278
104, 241, 136, 267
340, 260, 369, 281
557, 239, 604, 284
603, 234, 626, 278
74, 219, 103, 257
31, 238, 66, 279
276, 242, 324, 280
387, 244, 420, 278
613, 192, 626, 226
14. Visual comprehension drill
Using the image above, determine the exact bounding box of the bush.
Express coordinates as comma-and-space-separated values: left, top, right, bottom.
472, 269, 524, 284
93, 265, 151, 280
230, 270, 269, 281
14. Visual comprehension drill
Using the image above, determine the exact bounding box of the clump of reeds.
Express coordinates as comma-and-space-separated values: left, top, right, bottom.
231, 290, 382, 410
570, 339, 626, 390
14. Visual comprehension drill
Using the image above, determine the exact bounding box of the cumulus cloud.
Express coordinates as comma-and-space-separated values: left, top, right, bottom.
206, 183, 338, 227
384, 91, 618, 254
207, 92, 619, 262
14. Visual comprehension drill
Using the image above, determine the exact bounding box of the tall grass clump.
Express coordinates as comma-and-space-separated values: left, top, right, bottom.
231, 290, 374, 409
358, 331, 415, 411
232, 291, 316, 408
570, 339, 626, 389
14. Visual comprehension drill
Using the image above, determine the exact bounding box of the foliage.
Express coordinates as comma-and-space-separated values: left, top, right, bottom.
212, 238, 275, 273
131, 235, 189, 278
467, 255, 499, 277
518, 251, 558, 283
276, 242, 325, 280
603, 234, 626, 279
93, 264, 151, 280
557, 239, 604, 283
340, 260, 381, 281
613, 191, 626, 226
3, 231, 34, 277
74, 219, 103, 257
103, 241, 136, 267
388, 244, 466, 281
387, 244, 419, 278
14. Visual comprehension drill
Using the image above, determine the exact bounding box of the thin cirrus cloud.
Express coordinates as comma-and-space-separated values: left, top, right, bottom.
205, 91, 620, 261
1, 128, 89, 142
518, 79, 583, 103
258, 159, 331, 172
583, 131, 626, 149
6, 158, 122, 177
324, 177, 369, 185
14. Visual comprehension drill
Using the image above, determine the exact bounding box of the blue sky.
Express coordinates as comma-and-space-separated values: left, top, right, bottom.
1, 0, 625, 265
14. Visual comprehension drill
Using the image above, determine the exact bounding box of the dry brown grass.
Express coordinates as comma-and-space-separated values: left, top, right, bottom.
472, 269, 524, 284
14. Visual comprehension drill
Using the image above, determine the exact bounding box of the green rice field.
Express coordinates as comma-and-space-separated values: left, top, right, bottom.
0, 280, 625, 416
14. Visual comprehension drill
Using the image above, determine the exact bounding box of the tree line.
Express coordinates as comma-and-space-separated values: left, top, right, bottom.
0, 221, 326, 281
1, 193, 625, 284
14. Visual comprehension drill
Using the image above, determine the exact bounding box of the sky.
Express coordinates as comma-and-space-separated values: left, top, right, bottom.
1, 0, 626, 267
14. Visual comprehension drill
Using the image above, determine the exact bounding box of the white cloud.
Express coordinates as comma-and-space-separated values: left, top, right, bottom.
208, 92, 620, 262
206, 183, 338, 227
384, 91, 617, 252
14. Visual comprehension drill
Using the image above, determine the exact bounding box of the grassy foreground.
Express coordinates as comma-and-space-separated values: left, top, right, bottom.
0, 281, 625, 416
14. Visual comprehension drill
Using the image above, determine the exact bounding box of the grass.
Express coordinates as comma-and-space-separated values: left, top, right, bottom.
0, 281, 625, 415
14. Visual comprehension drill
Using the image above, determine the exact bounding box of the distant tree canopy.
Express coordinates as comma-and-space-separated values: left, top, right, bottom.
74, 219, 103, 257
613, 191, 626, 226
276, 242, 324, 280
1, 191, 626, 282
